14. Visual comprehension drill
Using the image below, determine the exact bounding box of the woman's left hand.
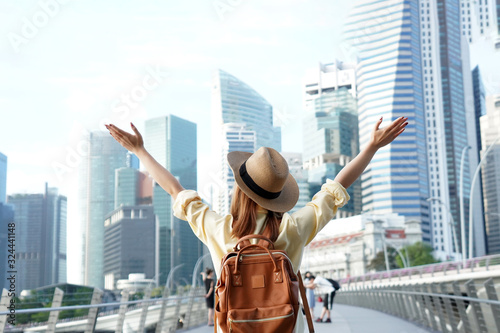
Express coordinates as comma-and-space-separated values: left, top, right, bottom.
106, 123, 144, 154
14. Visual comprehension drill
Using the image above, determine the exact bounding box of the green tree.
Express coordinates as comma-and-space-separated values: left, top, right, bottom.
367, 246, 400, 271
397, 241, 439, 267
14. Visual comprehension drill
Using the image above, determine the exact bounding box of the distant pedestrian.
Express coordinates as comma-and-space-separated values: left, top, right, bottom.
304, 272, 316, 319
201, 268, 215, 326
312, 276, 340, 323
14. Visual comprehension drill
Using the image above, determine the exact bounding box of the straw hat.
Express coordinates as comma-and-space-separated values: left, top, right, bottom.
227, 147, 299, 213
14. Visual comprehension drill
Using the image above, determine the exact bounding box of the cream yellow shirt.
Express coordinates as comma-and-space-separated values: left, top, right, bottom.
172, 179, 350, 276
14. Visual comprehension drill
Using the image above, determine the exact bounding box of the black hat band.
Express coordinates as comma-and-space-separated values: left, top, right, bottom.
239, 161, 282, 200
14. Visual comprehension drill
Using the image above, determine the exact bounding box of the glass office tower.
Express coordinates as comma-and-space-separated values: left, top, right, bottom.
145, 115, 202, 285
345, 0, 431, 242
79, 131, 129, 287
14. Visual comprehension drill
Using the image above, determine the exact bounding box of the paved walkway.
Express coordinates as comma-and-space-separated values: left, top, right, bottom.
185, 302, 432, 332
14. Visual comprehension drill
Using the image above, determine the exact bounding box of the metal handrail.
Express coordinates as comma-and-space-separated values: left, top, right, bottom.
341, 289, 500, 306
0, 294, 199, 316
0, 288, 208, 333
336, 278, 500, 333
341, 253, 500, 284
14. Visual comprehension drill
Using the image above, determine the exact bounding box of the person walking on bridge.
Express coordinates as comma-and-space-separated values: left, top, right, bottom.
310, 276, 340, 323
106, 116, 407, 332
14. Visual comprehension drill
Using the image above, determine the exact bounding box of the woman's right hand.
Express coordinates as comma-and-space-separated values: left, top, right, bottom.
106, 122, 144, 154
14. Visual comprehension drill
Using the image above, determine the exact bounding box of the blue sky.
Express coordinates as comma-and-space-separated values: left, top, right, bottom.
0, 0, 357, 283
0, 0, 355, 197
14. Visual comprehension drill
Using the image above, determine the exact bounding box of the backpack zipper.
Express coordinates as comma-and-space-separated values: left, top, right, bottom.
238, 252, 292, 263
229, 311, 294, 332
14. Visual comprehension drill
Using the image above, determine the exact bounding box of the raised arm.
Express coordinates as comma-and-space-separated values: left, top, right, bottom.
333, 116, 408, 189
106, 123, 185, 200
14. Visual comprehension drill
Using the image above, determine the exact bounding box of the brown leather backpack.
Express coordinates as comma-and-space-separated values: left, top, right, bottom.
214, 235, 314, 332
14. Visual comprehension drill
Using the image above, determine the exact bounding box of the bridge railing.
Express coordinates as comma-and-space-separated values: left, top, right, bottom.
0, 286, 207, 333
340, 254, 500, 285
336, 277, 500, 333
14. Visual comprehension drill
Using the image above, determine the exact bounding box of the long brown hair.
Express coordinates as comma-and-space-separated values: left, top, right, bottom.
230, 185, 283, 242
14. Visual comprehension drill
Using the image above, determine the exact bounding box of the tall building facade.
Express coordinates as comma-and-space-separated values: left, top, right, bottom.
0, 202, 14, 290
481, 94, 500, 254
419, 0, 483, 258
302, 62, 361, 217
115, 167, 140, 209
212, 70, 282, 214
345, 1, 431, 242
7, 184, 67, 291
212, 69, 281, 151
460, 0, 498, 43
104, 205, 157, 290
473, 66, 487, 158
79, 131, 130, 287
144, 115, 202, 285
217, 123, 256, 215
0, 152, 6, 203
282, 153, 310, 214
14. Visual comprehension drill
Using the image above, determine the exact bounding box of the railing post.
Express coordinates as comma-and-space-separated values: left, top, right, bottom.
0, 289, 10, 332
115, 290, 129, 333
465, 279, 487, 332
46, 287, 64, 333
440, 282, 458, 333
420, 284, 438, 330
396, 286, 409, 321
170, 288, 184, 332
484, 278, 500, 332
138, 288, 152, 333
406, 284, 421, 324
452, 281, 472, 333
184, 285, 198, 328
412, 284, 427, 327
430, 283, 447, 332
156, 286, 171, 333
84, 288, 103, 333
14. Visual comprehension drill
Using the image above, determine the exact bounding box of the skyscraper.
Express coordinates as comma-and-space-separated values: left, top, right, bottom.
115, 167, 140, 209
0, 152, 6, 203
481, 94, 500, 254
7, 184, 67, 291
0, 202, 14, 290
302, 62, 361, 216
212, 69, 282, 151
144, 115, 202, 284
459, 0, 498, 43
419, 0, 483, 258
212, 70, 282, 214
473, 66, 487, 158
345, 0, 431, 242
103, 205, 157, 290
281, 153, 310, 214
216, 123, 256, 215
79, 131, 130, 287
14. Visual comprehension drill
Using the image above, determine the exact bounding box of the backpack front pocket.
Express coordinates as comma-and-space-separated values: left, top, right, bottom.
228, 304, 295, 333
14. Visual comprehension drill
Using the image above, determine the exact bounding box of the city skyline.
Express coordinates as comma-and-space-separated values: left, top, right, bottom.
1, 0, 500, 285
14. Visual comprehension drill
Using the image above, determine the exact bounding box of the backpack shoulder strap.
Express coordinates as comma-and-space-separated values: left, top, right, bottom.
298, 271, 315, 333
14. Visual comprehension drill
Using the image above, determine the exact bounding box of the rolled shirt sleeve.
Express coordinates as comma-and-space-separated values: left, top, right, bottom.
289, 179, 350, 245
172, 190, 234, 266
173, 190, 226, 243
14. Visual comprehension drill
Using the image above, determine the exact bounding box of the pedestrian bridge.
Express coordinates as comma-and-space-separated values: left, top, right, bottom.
1, 255, 500, 332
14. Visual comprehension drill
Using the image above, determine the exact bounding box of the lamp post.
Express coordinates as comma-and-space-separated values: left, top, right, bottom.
459, 146, 471, 262
191, 253, 211, 288
427, 197, 460, 262
385, 239, 409, 268
468, 136, 500, 259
